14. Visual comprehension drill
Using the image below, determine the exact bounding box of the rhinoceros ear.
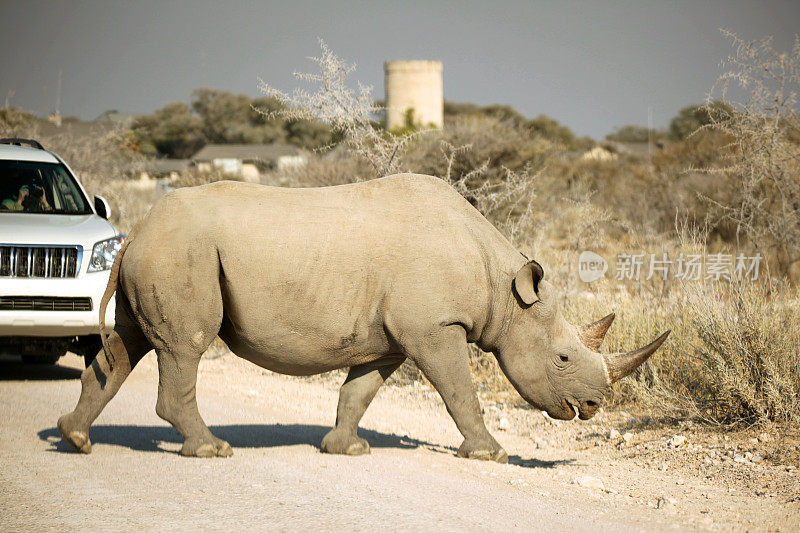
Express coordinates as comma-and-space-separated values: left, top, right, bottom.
513, 260, 544, 305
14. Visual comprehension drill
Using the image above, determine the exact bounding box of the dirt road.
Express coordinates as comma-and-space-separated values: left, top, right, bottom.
1, 352, 798, 531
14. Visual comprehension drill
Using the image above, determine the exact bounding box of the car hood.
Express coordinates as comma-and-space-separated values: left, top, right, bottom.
0, 213, 118, 248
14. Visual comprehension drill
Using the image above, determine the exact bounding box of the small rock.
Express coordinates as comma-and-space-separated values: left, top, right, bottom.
574, 475, 604, 491
623, 432, 635, 444
498, 417, 511, 431
744, 451, 753, 461
676, 478, 685, 485
752, 454, 763, 463
608, 429, 621, 440
668, 435, 686, 448
749, 438, 759, 445
656, 496, 677, 509
758, 432, 772, 443
734, 454, 748, 464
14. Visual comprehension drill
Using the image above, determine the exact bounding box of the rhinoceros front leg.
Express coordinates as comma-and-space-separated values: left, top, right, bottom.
409, 325, 508, 463
321, 357, 405, 456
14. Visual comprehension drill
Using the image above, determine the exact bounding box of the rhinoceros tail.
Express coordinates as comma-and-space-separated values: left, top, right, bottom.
99, 233, 133, 369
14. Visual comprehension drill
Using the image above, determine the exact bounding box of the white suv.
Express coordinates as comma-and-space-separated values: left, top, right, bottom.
0, 138, 121, 366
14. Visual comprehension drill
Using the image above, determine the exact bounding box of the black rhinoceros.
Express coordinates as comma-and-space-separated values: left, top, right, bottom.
58, 174, 668, 461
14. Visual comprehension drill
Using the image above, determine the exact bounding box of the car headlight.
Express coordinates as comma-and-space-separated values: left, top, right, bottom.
88, 235, 125, 272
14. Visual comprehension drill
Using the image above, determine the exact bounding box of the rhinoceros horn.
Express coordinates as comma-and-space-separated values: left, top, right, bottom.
577, 312, 615, 351
603, 331, 671, 383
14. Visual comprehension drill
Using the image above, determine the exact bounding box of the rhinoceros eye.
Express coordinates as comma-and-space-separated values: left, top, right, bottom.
559, 355, 569, 363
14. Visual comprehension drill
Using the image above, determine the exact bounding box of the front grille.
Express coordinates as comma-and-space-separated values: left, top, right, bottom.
0, 296, 92, 311
0, 245, 81, 278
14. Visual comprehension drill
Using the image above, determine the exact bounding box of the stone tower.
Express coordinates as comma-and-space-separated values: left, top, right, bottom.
384, 60, 443, 130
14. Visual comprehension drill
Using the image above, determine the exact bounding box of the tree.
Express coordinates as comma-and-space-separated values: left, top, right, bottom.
132, 102, 204, 158
133, 90, 333, 158
444, 101, 581, 149
606, 125, 666, 143
285, 118, 334, 149
191, 88, 261, 143
445, 102, 526, 128
668, 101, 731, 141
524, 114, 576, 148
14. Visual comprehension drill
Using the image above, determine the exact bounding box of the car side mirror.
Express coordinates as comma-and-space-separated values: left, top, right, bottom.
94, 195, 111, 220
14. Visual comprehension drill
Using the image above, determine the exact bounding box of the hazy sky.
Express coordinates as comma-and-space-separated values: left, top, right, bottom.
1, 1, 798, 138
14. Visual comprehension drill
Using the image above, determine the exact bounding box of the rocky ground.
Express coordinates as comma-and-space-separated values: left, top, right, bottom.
1, 350, 798, 531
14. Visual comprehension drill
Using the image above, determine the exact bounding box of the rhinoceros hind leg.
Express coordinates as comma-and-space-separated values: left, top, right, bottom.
57, 299, 151, 454
155, 348, 232, 458
407, 325, 508, 463
321, 357, 405, 456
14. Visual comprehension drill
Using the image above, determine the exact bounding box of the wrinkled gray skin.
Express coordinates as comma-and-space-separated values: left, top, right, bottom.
58, 174, 668, 462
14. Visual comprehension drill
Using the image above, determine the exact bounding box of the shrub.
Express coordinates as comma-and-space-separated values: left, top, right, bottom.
257, 40, 418, 178
699, 31, 800, 277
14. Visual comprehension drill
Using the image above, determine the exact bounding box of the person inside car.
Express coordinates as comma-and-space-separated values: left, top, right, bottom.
1, 184, 29, 211
1, 183, 52, 212
25, 183, 53, 212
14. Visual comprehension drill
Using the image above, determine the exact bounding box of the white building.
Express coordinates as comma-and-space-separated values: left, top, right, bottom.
191, 143, 306, 182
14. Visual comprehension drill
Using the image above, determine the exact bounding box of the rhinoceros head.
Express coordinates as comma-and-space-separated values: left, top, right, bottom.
493, 260, 669, 421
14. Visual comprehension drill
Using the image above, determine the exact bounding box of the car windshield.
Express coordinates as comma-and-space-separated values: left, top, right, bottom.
0, 160, 92, 215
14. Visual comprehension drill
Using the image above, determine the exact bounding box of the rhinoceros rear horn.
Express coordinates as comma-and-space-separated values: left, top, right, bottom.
578, 312, 615, 351
603, 330, 670, 383
513, 260, 544, 305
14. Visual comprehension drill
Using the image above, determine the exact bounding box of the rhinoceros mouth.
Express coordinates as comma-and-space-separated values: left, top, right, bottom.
565, 399, 581, 421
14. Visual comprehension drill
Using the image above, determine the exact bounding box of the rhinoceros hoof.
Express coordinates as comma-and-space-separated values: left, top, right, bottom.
320, 429, 371, 456
57, 415, 92, 454
180, 438, 233, 458
457, 440, 509, 463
